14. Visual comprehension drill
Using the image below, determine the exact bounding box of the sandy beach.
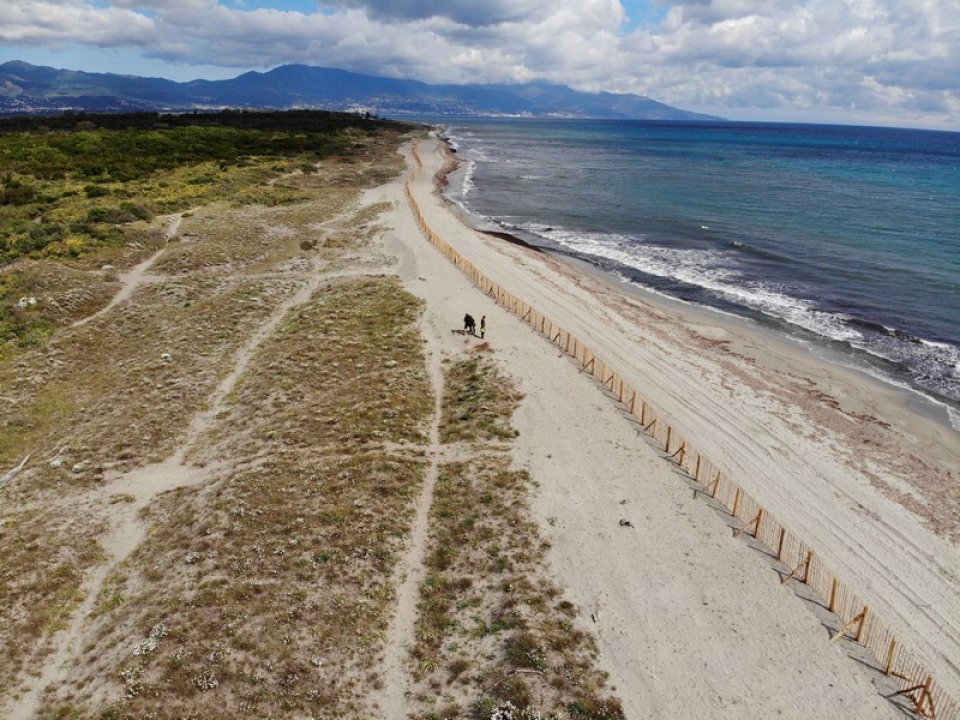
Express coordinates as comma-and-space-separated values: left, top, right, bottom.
391, 134, 960, 717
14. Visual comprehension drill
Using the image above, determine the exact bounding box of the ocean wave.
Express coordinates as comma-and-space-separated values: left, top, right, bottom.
948, 407, 960, 433
527, 225, 863, 344
461, 160, 477, 197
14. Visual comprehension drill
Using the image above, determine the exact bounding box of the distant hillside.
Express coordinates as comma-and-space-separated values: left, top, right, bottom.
0, 61, 721, 121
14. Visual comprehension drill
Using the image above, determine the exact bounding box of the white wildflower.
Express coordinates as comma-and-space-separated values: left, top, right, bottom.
132, 637, 158, 656
193, 671, 219, 691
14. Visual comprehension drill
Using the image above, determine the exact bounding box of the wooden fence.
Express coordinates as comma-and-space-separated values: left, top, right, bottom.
404, 141, 956, 720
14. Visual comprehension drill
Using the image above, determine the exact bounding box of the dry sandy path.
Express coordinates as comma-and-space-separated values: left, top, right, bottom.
399, 138, 957, 717
374, 308, 446, 717
71, 211, 188, 329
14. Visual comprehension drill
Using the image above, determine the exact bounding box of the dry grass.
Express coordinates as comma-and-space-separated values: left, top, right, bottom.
413, 357, 623, 720
0, 508, 105, 689
440, 354, 523, 444
46, 454, 426, 718
0, 225, 167, 359
0, 274, 303, 489
1, 128, 423, 715
35, 276, 435, 718
0, 271, 304, 695
192, 276, 431, 464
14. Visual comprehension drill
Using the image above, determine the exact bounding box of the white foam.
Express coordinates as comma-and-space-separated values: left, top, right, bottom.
461, 160, 477, 197
948, 407, 960, 433
532, 226, 862, 344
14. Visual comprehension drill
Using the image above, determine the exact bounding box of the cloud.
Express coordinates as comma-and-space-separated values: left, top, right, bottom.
0, 0, 957, 127
0, 1, 154, 47
608, 0, 960, 125
321, 0, 553, 26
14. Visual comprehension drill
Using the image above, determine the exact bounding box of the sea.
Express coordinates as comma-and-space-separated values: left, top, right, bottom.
435, 119, 960, 429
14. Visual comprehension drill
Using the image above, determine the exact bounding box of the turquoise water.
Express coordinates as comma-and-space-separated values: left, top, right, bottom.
440, 120, 960, 416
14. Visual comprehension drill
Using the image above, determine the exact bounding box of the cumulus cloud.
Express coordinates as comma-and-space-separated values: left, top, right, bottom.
321, 0, 553, 26
622, 0, 960, 123
0, 0, 957, 126
0, 1, 154, 47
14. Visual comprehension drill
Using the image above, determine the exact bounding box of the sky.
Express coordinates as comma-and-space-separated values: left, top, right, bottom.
0, 0, 958, 130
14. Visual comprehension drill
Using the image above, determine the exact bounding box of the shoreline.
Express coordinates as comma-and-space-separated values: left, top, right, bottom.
408, 133, 960, 705
436, 132, 960, 435
435, 130, 960, 531
560, 244, 960, 433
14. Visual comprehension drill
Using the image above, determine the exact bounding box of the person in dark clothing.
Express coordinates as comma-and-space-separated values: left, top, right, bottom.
480, 315, 486, 339
463, 313, 476, 335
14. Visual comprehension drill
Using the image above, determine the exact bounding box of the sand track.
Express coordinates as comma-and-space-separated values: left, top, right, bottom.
71, 211, 189, 330
374, 311, 446, 717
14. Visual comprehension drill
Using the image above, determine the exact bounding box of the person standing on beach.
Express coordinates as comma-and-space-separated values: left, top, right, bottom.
464, 313, 475, 335
480, 315, 486, 339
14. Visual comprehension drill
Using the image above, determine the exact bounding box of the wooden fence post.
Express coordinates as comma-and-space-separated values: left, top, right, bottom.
917, 676, 933, 717
754, 507, 765, 539
665, 425, 673, 454
829, 576, 840, 613
855, 605, 870, 643
885, 637, 898, 675
694, 453, 702, 482
731, 486, 742, 518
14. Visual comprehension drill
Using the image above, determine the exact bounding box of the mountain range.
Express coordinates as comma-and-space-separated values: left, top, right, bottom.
0, 61, 720, 121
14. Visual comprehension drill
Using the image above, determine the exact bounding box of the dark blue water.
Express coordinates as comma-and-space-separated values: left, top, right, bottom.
440, 119, 960, 421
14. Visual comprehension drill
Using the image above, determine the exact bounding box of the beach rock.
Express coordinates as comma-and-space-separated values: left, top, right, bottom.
71, 460, 92, 474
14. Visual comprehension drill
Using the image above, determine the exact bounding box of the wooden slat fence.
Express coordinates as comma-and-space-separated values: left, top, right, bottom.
404, 140, 956, 720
